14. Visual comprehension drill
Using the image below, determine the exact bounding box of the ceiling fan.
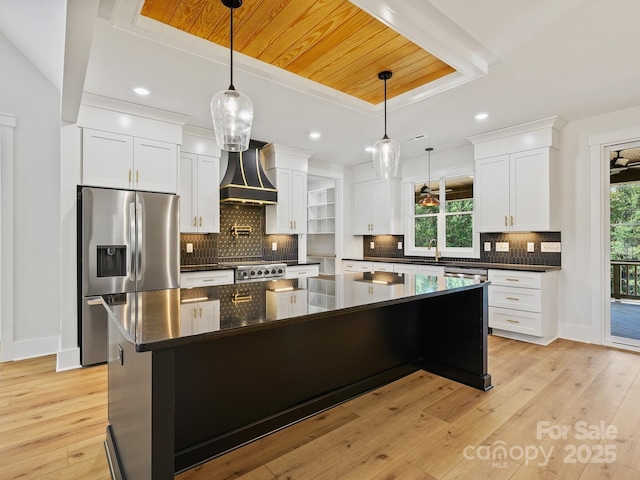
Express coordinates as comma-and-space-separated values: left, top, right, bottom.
610, 149, 640, 175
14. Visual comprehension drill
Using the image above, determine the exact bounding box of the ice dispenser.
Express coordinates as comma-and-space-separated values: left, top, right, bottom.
97, 245, 126, 277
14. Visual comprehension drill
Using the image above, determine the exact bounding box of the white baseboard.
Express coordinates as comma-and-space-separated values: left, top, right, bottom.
56, 347, 81, 371
11, 335, 59, 361
491, 329, 557, 346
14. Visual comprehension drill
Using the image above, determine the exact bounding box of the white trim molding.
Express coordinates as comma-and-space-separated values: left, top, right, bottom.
588, 125, 640, 348
0, 114, 16, 361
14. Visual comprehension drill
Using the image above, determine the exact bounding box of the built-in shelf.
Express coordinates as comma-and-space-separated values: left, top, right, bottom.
307, 185, 337, 275
308, 276, 337, 311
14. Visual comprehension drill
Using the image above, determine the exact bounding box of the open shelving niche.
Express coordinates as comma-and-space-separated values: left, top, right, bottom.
307, 185, 336, 275
307, 180, 337, 313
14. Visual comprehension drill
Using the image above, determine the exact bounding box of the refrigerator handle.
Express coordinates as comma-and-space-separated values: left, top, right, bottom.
129, 202, 136, 282
136, 202, 142, 281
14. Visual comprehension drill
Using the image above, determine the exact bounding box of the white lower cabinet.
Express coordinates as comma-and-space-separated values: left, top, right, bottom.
266, 289, 308, 320
488, 269, 558, 345
179, 300, 220, 335
342, 261, 373, 273
393, 264, 418, 275
353, 281, 403, 304
285, 264, 319, 279
180, 270, 235, 288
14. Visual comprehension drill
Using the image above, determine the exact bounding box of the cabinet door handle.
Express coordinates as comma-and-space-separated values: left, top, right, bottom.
294, 220, 296, 230
506, 319, 520, 324
506, 278, 520, 282
193, 216, 197, 227
199, 307, 202, 318
510, 215, 514, 226
506, 296, 520, 301
504, 216, 507, 227
199, 216, 203, 227
136, 170, 139, 185
128, 169, 132, 183
193, 307, 197, 319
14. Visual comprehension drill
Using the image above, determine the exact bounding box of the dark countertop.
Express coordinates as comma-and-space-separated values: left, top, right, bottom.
344, 257, 561, 272
104, 272, 484, 351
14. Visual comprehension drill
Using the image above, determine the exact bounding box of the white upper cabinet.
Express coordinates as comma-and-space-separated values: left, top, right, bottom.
82, 128, 178, 193
266, 168, 307, 234
475, 148, 557, 232
469, 116, 565, 233
179, 153, 220, 233
352, 178, 402, 235
263, 143, 312, 235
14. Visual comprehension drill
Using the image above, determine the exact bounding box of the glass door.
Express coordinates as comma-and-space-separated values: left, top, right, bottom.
607, 141, 640, 347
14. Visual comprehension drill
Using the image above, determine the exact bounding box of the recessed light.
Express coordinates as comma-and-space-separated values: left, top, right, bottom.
475, 112, 489, 120
309, 132, 321, 139
133, 87, 150, 96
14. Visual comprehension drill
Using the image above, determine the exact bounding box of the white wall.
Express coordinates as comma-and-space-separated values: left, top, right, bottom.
0, 31, 62, 359
557, 105, 640, 343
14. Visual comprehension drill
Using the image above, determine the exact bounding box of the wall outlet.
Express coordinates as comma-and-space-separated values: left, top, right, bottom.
398, 241, 403, 250
484, 242, 491, 252
541, 242, 562, 253
496, 242, 509, 252
527, 242, 535, 253
370, 241, 375, 249
186, 243, 193, 253
271, 242, 277, 251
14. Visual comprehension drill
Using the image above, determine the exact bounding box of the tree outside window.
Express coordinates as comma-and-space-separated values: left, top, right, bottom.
413, 176, 474, 251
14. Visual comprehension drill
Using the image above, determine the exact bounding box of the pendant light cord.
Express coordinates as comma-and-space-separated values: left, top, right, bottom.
383, 77, 388, 138
229, 6, 235, 90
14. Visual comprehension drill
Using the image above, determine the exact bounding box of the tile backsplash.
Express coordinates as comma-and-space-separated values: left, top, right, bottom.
363, 232, 561, 266
180, 204, 298, 266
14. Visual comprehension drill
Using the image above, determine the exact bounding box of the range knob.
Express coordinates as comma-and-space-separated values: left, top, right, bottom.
241, 271, 248, 278
278, 268, 283, 274
250, 270, 256, 276
271, 269, 276, 274
257, 270, 263, 275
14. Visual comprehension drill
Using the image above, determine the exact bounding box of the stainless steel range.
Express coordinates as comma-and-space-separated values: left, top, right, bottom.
220, 261, 287, 283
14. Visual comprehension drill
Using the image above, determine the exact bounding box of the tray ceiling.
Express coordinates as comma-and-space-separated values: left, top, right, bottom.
140, 0, 456, 104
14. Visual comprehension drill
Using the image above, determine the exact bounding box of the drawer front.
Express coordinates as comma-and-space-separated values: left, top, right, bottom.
372, 262, 395, 272
488, 270, 542, 289
417, 266, 445, 277
181, 270, 235, 287
394, 264, 418, 275
285, 265, 320, 279
343, 261, 373, 273
489, 285, 541, 312
489, 307, 542, 336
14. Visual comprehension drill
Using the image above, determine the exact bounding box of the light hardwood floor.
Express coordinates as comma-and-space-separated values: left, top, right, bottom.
2, 336, 640, 480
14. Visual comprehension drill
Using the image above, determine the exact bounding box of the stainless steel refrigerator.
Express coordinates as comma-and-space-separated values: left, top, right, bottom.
78, 187, 179, 366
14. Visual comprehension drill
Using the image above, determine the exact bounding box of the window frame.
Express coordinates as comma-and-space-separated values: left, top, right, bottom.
403, 166, 480, 259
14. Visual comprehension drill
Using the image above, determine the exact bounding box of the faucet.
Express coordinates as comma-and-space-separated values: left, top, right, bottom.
428, 238, 441, 262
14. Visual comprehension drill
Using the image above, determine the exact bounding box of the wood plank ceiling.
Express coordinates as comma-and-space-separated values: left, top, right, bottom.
141, 0, 456, 104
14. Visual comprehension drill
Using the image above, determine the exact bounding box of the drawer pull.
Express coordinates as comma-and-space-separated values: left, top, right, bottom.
506, 296, 520, 301
506, 319, 520, 324
506, 278, 520, 282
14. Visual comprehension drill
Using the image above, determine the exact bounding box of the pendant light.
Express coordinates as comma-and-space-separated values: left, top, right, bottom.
371, 71, 400, 179
210, 0, 253, 152
419, 147, 440, 207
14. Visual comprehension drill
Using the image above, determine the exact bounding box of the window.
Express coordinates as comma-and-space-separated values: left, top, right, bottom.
407, 175, 477, 258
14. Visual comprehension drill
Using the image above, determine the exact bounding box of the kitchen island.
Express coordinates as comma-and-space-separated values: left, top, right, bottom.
104, 272, 490, 479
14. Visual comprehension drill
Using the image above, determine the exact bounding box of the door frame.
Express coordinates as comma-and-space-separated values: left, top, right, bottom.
0, 113, 16, 361
590, 126, 640, 352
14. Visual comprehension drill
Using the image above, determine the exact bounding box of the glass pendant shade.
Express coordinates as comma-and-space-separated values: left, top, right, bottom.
210, 88, 253, 152
372, 135, 401, 179
211, 0, 253, 152
418, 193, 439, 207
372, 70, 400, 179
